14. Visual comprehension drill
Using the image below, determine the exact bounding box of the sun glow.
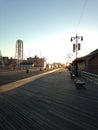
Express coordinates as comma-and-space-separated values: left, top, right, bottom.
24, 30, 98, 64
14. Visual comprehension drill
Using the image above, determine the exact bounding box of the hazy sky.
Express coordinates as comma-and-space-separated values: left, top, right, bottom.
0, 0, 98, 63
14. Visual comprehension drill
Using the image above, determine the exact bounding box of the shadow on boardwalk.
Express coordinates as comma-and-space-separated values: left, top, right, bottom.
0, 69, 98, 130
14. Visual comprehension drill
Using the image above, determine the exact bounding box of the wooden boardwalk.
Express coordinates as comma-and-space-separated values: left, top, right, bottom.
0, 69, 98, 130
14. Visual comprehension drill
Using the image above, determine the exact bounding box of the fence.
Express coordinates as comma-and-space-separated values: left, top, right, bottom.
80, 71, 98, 86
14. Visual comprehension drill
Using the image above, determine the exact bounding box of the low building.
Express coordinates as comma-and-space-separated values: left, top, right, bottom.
27, 56, 47, 68
72, 48, 98, 74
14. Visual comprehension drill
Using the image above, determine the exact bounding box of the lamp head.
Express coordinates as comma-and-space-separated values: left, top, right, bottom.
71, 37, 73, 42
81, 36, 83, 41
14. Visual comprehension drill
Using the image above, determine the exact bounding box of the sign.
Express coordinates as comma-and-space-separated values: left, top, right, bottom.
73, 44, 76, 52
78, 43, 81, 50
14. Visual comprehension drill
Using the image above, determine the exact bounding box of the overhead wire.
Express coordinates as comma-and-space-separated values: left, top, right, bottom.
76, 0, 88, 32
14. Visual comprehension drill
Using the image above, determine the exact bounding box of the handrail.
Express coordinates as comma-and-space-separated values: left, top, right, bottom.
80, 71, 98, 85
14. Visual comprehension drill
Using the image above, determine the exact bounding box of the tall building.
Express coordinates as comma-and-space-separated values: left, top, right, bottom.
0, 50, 4, 65
15, 40, 23, 64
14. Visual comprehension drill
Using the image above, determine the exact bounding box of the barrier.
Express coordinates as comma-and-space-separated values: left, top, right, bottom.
81, 71, 98, 85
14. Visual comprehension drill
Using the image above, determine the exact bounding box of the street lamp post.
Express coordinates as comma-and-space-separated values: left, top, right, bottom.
70, 34, 83, 76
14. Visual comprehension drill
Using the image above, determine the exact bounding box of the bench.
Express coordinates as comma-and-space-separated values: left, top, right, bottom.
74, 79, 85, 87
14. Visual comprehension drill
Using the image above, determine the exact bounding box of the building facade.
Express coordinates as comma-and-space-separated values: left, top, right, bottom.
72, 48, 98, 74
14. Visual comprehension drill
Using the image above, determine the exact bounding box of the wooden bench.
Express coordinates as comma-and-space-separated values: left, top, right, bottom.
74, 79, 85, 87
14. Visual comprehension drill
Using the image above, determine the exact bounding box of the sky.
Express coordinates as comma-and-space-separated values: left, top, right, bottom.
0, 0, 98, 63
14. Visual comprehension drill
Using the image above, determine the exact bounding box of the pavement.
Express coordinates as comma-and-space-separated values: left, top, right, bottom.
0, 68, 98, 130
0, 68, 55, 86
0, 69, 60, 92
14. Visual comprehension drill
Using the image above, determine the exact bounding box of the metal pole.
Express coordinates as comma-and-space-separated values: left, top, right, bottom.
70, 34, 83, 77
75, 34, 78, 76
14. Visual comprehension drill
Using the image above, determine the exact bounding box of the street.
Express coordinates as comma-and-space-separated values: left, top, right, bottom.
0, 68, 98, 130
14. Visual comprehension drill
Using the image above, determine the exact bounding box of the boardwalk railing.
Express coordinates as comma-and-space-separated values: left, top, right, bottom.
80, 71, 98, 85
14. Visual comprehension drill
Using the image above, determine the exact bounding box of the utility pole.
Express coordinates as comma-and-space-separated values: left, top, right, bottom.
70, 34, 83, 76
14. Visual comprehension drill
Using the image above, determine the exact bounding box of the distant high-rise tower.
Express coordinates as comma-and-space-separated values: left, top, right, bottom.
15, 40, 23, 64
0, 50, 4, 65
